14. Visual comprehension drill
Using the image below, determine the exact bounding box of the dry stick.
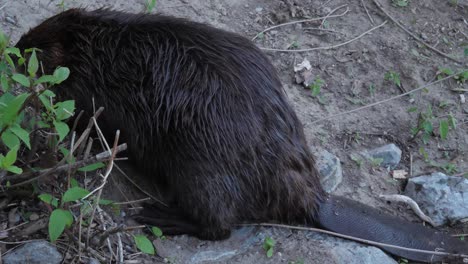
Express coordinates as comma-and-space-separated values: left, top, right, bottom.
310, 71, 464, 124
252, 7, 350, 41
453, 171, 468, 177
77, 107, 105, 157
242, 223, 468, 259
117, 232, 124, 264
360, 0, 374, 25
114, 197, 152, 205
320, 4, 348, 28
2, 107, 103, 185
85, 126, 120, 249
379, 194, 437, 227
98, 225, 146, 245
67, 131, 76, 189
371, 0, 462, 64
258, 20, 387, 53
2, 144, 127, 189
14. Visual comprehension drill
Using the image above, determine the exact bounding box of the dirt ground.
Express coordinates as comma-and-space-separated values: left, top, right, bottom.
1, 0, 467, 263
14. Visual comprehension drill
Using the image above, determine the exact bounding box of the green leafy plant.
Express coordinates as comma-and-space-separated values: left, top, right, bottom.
392, 0, 409, 7
263, 237, 276, 258
134, 234, 155, 255
384, 70, 401, 88
40, 187, 90, 242
0, 33, 74, 177
350, 154, 363, 168
368, 83, 377, 97
309, 77, 324, 97
145, 0, 157, 12
151, 226, 165, 239
410, 105, 434, 144
369, 157, 384, 167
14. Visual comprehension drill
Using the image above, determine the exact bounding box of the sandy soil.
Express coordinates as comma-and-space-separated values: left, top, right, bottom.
1, 0, 467, 263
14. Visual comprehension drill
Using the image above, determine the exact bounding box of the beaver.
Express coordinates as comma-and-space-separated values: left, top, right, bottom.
15, 9, 467, 262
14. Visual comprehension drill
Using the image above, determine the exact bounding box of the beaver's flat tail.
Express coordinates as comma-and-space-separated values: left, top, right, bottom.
315, 195, 467, 263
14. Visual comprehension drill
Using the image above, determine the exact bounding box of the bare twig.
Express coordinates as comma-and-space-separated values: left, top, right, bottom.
98, 225, 146, 245
114, 197, 152, 205
379, 194, 436, 226
85, 126, 120, 248
360, 0, 375, 25
310, 71, 465, 124
1, 144, 127, 189
117, 232, 124, 264
257, 21, 387, 53
371, 0, 462, 63
241, 223, 468, 259
320, 4, 348, 28
252, 7, 350, 41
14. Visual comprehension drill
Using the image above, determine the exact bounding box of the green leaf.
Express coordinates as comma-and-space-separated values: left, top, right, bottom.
98, 199, 114, 205
439, 67, 454, 76
10, 124, 31, 149
4, 54, 14, 69
39, 94, 54, 111
3, 146, 18, 167
11, 74, 30, 87
4, 47, 22, 58
146, 0, 157, 12
266, 247, 274, 258
421, 120, 433, 134
1, 73, 9, 92
54, 100, 75, 120
448, 114, 456, 129
70, 177, 79, 188
52, 67, 70, 84
407, 107, 417, 113
38, 193, 54, 204
464, 48, 468, 57
6, 165, 22, 174
151, 226, 163, 238
1, 130, 20, 150
62, 187, 90, 204
0, 30, 8, 51
78, 162, 105, 172
134, 235, 155, 255
28, 49, 39, 77
34, 75, 57, 85
439, 119, 449, 140
3, 93, 30, 125
49, 209, 74, 242
53, 121, 70, 142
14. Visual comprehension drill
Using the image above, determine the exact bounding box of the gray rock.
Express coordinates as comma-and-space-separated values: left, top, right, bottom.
404, 172, 468, 226
305, 233, 398, 264
363, 144, 402, 168
316, 149, 343, 193
3, 240, 63, 264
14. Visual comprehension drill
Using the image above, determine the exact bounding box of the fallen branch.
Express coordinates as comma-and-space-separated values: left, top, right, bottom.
1, 144, 127, 189
379, 194, 436, 227
371, 0, 462, 63
241, 223, 468, 259
258, 20, 387, 53
252, 6, 349, 41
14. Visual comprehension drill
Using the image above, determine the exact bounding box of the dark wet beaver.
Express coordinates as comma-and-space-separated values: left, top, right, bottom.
15, 9, 467, 263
